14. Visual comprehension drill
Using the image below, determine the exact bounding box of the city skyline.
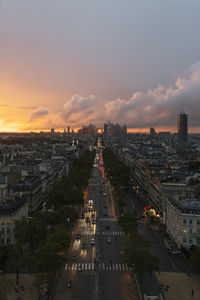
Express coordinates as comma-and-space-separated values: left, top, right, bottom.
1, 1, 200, 132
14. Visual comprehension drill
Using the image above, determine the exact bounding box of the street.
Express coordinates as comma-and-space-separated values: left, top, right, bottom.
53, 153, 138, 300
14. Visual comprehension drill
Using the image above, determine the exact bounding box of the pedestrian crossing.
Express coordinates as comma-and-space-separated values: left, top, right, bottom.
99, 217, 118, 221
64, 262, 132, 272
72, 231, 125, 236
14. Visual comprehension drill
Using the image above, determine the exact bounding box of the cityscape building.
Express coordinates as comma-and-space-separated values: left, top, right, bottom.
177, 112, 188, 143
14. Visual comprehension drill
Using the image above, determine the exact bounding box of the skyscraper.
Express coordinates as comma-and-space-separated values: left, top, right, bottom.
177, 112, 188, 143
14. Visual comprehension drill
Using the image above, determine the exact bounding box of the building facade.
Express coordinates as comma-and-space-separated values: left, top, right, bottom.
177, 112, 188, 143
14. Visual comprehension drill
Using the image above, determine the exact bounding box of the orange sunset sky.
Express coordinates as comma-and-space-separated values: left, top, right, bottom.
0, 1, 200, 133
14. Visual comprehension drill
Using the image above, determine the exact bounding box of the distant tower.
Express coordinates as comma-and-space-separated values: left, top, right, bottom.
150, 127, 156, 135
67, 126, 70, 135
51, 128, 54, 134
104, 124, 108, 135
177, 111, 188, 143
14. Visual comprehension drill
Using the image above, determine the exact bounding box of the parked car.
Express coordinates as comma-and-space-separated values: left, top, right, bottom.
82, 242, 87, 249
107, 237, 112, 243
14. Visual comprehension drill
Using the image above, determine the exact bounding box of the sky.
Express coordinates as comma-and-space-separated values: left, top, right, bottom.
0, 0, 200, 132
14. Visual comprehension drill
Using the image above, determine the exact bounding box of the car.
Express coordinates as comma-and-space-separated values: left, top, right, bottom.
85, 217, 90, 223
81, 213, 85, 219
104, 213, 108, 217
103, 193, 106, 196
82, 242, 87, 249
107, 237, 112, 243
92, 220, 96, 224
90, 238, 95, 246
75, 233, 81, 240
91, 213, 95, 218
88, 200, 93, 206
88, 207, 92, 212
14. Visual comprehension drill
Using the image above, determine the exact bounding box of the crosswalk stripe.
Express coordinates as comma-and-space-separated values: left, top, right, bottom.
72, 231, 124, 236
65, 263, 132, 271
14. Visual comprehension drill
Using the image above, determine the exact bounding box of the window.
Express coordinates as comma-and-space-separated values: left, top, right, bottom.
6, 219, 11, 224
1, 238, 5, 245
183, 237, 187, 243
189, 228, 192, 234
7, 228, 10, 234
197, 220, 200, 225
1, 228, 4, 234
189, 238, 193, 244
1, 219, 5, 225
189, 219, 192, 225
7, 238, 10, 245
183, 219, 186, 224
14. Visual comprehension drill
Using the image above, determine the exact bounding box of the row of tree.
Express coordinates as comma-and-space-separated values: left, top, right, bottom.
103, 148, 159, 284
0, 149, 95, 298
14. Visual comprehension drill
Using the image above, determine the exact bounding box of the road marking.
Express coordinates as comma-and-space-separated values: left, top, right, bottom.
64, 263, 132, 271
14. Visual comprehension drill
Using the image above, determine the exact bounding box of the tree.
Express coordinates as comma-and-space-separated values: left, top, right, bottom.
190, 246, 200, 271
14, 217, 46, 254
127, 248, 159, 282
31, 241, 66, 274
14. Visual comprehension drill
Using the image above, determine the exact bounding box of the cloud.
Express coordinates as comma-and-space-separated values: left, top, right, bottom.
59, 94, 105, 125
30, 108, 48, 121
57, 61, 200, 129
23, 61, 200, 131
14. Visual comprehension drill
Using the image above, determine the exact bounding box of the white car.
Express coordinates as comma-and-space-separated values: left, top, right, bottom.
90, 238, 95, 246
88, 200, 93, 206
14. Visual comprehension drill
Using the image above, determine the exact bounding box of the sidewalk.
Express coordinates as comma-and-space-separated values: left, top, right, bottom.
155, 271, 200, 300
3, 273, 38, 300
